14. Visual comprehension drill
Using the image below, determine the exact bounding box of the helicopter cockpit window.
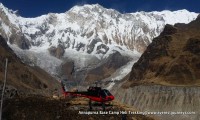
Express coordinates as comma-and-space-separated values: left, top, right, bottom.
100, 89, 112, 98
100, 90, 106, 98
104, 90, 112, 96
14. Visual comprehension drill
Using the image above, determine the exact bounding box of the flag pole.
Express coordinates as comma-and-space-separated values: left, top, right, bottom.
0, 58, 8, 120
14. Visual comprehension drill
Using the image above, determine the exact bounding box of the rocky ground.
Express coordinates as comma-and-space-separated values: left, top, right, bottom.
2, 96, 155, 120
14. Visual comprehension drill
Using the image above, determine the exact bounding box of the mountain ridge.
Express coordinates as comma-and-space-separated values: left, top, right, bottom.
112, 16, 200, 120
127, 15, 200, 86
0, 35, 60, 97
0, 3, 198, 53
0, 3, 198, 83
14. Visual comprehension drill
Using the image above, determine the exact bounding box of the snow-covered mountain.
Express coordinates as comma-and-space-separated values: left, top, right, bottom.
0, 3, 198, 81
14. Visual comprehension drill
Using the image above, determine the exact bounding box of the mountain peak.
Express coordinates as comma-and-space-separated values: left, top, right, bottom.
0, 2, 5, 9
68, 3, 117, 14
82, 3, 103, 8
0, 2, 10, 13
0, 2, 19, 25
0, 2, 198, 89
73, 3, 103, 9
0, 2, 18, 15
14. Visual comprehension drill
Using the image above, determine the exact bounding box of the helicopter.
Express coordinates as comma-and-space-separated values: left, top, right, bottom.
61, 80, 114, 110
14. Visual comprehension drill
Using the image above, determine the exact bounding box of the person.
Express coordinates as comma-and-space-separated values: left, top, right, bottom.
61, 81, 68, 97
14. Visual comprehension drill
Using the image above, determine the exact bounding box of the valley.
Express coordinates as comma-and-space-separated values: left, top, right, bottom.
0, 2, 200, 120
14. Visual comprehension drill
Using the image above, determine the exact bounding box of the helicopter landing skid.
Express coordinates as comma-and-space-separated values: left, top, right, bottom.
88, 99, 110, 111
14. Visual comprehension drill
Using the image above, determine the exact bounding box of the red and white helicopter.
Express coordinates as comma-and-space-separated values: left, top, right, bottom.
61, 80, 114, 110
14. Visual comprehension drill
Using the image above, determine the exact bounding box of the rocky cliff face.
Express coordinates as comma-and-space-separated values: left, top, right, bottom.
0, 35, 60, 97
85, 51, 131, 83
112, 84, 200, 120
0, 3, 198, 81
112, 16, 200, 120
0, 3, 197, 55
0, 3, 198, 85
128, 15, 200, 86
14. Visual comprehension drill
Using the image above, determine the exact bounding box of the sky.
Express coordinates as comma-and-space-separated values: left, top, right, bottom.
0, 0, 199, 17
